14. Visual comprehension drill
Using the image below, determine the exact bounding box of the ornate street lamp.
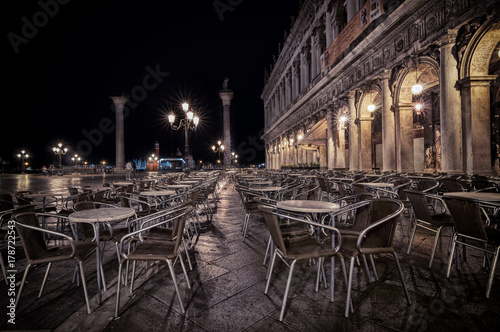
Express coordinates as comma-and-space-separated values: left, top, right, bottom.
52, 143, 68, 176
231, 152, 238, 166
17, 150, 29, 173
168, 103, 199, 170
71, 154, 81, 167
212, 140, 224, 165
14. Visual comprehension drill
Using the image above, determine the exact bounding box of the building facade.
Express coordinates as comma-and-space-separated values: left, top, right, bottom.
261, 0, 500, 175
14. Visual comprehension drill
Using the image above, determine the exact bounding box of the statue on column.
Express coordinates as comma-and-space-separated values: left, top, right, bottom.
223, 77, 229, 90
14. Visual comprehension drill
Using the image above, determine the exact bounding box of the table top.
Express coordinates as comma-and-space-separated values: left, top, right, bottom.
177, 180, 199, 184
277, 200, 340, 213
114, 181, 134, 186
164, 184, 192, 188
357, 182, 394, 188
69, 207, 136, 222
299, 175, 317, 178
443, 192, 500, 202
249, 181, 273, 185
251, 186, 282, 192
140, 190, 176, 196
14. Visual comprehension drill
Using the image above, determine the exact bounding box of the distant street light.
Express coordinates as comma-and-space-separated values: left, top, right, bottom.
231, 152, 238, 166
52, 143, 68, 176
168, 102, 200, 170
17, 150, 29, 173
71, 154, 81, 167
212, 141, 224, 165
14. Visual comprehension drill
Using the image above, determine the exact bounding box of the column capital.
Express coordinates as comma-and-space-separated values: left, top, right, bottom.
219, 91, 234, 106
109, 96, 128, 109
457, 75, 497, 88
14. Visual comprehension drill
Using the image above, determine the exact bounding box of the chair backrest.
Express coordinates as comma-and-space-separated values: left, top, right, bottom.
74, 201, 97, 239
0, 194, 15, 212
14, 212, 48, 262
68, 187, 79, 196
404, 190, 432, 223
15, 192, 34, 205
416, 180, 439, 193
92, 190, 107, 203
440, 179, 463, 193
259, 206, 288, 256
443, 196, 488, 241
359, 199, 403, 250
11, 204, 36, 219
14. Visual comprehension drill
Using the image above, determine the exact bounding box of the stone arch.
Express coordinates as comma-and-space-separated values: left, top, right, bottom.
393, 56, 440, 105
460, 20, 500, 78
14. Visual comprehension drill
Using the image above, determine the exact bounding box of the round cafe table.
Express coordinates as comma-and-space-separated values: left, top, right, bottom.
249, 186, 282, 198
139, 190, 176, 197
443, 192, 500, 202
69, 207, 136, 304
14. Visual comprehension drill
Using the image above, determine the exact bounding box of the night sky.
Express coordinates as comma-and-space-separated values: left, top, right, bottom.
3, 0, 301, 169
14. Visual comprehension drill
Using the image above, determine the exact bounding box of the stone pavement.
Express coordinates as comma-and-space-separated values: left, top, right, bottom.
0, 173, 499, 331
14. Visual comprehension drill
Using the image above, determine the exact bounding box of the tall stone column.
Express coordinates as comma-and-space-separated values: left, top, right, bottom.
396, 105, 415, 173
337, 125, 346, 169
110, 96, 128, 170
219, 80, 234, 167
348, 92, 359, 170
439, 40, 463, 173
459, 76, 496, 174
381, 75, 396, 171
359, 118, 373, 171
325, 10, 333, 46
326, 110, 335, 169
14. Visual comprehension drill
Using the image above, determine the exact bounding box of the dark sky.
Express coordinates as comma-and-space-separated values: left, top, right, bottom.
3, 0, 301, 169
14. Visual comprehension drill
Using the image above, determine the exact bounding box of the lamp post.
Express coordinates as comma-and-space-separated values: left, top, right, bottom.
231, 152, 238, 166
71, 154, 81, 167
149, 154, 158, 171
52, 143, 68, 176
212, 141, 224, 166
17, 150, 29, 173
168, 103, 199, 170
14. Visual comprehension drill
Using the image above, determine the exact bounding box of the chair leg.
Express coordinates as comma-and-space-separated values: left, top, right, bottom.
345, 256, 356, 318
279, 260, 297, 321
362, 255, 372, 283
39, 262, 52, 298
393, 251, 411, 305
339, 257, 354, 312
115, 261, 124, 318
265, 251, 277, 294
486, 246, 500, 299
406, 222, 418, 255
263, 236, 271, 266
369, 254, 379, 281
446, 235, 458, 278
177, 254, 191, 289
429, 227, 443, 268
166, 259, 185, 314
78, 261, 92, 314
15, 264, 31, 310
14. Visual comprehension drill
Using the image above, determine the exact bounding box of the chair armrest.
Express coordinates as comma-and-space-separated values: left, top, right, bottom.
15, 220, 76, 255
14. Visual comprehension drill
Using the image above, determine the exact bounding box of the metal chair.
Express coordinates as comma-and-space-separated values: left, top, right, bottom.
14, 212, 97, 314
259, 204, 348, 321
341, 199, 411, 317
404, 190, 455, 268
443, 196, 500, 298
114, 206, 194, 318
